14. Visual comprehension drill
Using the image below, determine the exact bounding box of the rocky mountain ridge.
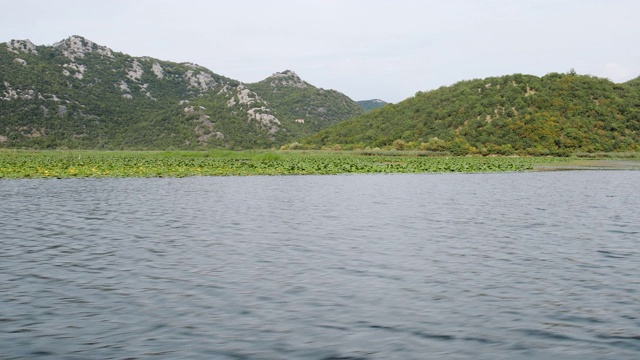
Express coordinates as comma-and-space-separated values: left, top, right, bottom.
1, 36, 363, 149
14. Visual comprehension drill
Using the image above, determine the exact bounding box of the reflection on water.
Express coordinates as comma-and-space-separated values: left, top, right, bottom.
1, 172, 639, 359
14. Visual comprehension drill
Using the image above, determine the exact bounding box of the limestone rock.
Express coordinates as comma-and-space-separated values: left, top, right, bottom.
269, 70, 308, 88
6, 39, 38, 55
53, 35, 114, 60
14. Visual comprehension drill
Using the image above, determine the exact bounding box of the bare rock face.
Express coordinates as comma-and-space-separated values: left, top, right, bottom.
152, 62, 164, 79
116, 80, 132, 99
62, 63, 86, 79
224, 84, 281, 136
6, 39, 38, 55
227, 84, 261, 107
218, 83, 282, 135
269, 70, 308, 88
2, 81, 37, 101
185, 70, 216, 92
127, 60, 143, 81
183, 104, 223, 146
247, 107, 281, 135
139, 83, 154, 100
116, 80, 130, 92
53, 35, 114, 60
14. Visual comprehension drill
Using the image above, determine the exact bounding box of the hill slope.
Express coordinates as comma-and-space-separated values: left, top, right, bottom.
625, 76, 640, 88
246, 70, 363, 139
0, 36, 361, 149
304, 73, 640, 154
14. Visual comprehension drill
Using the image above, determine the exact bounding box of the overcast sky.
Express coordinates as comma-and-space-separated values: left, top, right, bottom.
2, 0, 639, 102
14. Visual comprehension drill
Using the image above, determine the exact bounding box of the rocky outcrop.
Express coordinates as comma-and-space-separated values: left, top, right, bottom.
62, 63, 86, 79
227, 84, 262, 107
185, 70, 216, 92
152, 62, 164, 79
53, 35, 113, 60
127, 60, 143, 81
223, 85, 281, 136
269, 70, 309, 88
2, 81, 37, 100
184, 105, 224, 145
6, 39, 38, 55
247, 107, 281, 135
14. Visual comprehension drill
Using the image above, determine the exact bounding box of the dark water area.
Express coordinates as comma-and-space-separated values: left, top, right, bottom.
1, 171, 639, 359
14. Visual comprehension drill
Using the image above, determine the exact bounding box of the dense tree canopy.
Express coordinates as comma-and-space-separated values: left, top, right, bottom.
303, 73, 640, 154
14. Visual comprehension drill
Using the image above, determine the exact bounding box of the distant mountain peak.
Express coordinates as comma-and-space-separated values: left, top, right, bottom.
268, 70, 308, 88
52, 35, 114, 60
357, 99, 388, 111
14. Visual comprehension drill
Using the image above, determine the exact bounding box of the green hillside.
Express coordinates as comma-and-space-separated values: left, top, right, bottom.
0, 37, 361, 150
304, 72, 640, 155
626, 76, 640, 88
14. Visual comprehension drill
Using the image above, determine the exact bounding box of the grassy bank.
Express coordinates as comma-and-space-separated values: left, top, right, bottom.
0, 149, 622, 179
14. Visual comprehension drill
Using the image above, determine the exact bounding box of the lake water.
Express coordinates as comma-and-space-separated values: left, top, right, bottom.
1, 171, 639, 359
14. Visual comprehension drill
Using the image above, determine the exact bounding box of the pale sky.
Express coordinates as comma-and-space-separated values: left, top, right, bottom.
2, 0, 639, 103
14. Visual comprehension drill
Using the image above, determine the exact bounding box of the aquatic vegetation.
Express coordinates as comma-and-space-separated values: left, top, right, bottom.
0, 150, 573, 179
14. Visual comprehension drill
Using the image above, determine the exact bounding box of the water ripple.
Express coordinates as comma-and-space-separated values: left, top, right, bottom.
1, 172, 639, 359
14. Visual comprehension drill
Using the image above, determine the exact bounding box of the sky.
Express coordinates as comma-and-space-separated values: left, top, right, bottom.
2, 0, 639, 103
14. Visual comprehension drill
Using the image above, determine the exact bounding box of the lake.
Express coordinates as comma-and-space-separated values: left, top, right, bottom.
1, 171, 639, 359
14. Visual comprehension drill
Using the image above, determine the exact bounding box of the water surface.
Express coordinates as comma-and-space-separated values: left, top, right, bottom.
1, 171, 639, 359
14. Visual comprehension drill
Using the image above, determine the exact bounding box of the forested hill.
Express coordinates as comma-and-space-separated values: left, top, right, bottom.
626, 76, 640, 88
0, 36, 362, 149
304, 72, 640, 155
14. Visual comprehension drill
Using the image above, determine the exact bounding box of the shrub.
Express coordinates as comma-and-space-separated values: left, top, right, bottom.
421, 137, 448, 151
280, 141, 304, 150
392, 139, 407, 150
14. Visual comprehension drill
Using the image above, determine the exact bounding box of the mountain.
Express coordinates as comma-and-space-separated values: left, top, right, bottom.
0, 36, 362, 149
304, 72, 640, 154
357, 99, 388, 112
246, 70, 363, 140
